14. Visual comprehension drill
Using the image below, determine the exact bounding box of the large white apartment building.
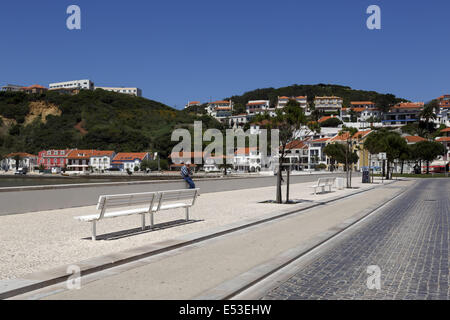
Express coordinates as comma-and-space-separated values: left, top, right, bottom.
49, 79, 94, 90
314, 96, 343, 113
95, 87, 142, 97
277, 96, 308, 110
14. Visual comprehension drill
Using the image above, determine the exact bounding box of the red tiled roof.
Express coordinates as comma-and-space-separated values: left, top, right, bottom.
67, 150, 96, 159
440, 128, 450, 133
310, 137, 330, 143
351, 101, 374, 105
91, 150, 115, 157
353, 130, 372, 139
318, 116, 333, 123
404, 136, 427, 143
210, 100, 230, 104
330, 132, 351, 142
188, 101, 200, 105
112, 153, 148, 162
285, 140, 307, 150
22, 84, 48, 90
5, 152, 37, 158
436, 137, 450, 142
394, 102, 424, 109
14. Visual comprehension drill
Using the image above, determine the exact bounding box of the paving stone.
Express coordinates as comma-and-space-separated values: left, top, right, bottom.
261, 179, 450, 300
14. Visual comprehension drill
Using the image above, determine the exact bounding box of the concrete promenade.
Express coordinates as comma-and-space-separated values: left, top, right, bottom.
0, 172, 351, 215
4, 178, 411, 299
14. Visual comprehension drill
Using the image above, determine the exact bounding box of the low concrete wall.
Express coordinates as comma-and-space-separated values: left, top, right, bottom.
0, 173, 353, 215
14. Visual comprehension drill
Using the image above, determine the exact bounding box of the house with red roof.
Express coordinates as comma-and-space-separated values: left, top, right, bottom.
38, 149, 73, 171
90, 150, 116, 172
66, 150, 97, 173
111, 152, 150, 172
276, 96, 308, 112
206, 100, 234, 122
2, 152, 37, 172
284, 140, 309, 171
342, 101, 381, 123
382, 102, 424, 126
21, 84, 48, 94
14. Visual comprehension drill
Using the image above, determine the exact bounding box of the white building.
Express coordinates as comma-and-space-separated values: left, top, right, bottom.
90, 151, 115, 172
1, 84, 25, 92
207, 100, 234, 122
234, 147, 262, 172
49, 79, 94, 91
95, 87, 142, 97
246, 100, 273, 115
2, 153, 37, 172
185, 101, 201, 109
277, 96, 308, 112
314, 96, 343, 114
228, 114, 249, 128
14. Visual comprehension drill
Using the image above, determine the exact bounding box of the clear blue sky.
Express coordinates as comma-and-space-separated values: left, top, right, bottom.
1, 0, 449, 109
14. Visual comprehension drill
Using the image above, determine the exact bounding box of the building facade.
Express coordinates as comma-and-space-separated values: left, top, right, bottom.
90, 151, 116, 172
95, 87, 142, 97
314, 96, 343, 114
111, 153, 150, 172
38, 149, 72, 171
382, 102, 424, 126
2, 153, 37, 172
1, 84, 25, 92
49, 80, 94, 91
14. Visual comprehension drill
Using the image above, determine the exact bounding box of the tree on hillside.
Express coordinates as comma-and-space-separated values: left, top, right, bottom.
414, 140, 446, 174
232, 103, 246, 115
320, 117, 342, 127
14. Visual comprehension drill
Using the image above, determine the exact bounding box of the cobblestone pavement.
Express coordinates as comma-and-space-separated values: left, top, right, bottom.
263, 179, 450, 300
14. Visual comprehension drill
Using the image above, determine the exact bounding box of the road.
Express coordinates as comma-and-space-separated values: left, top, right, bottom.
0, 173, 350, 215
260, 179, 449, 300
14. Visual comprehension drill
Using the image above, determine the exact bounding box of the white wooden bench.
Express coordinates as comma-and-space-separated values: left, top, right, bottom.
310, 178, 327, 195
75, 189, 200, 240
309, 177, 336, 194
149, 189, 200, 227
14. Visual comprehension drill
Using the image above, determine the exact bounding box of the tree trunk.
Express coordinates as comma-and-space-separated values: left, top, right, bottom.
382, 159, 385, 178
401, 160, 404, 175
426, 161, 430, 174
286, 166, 290, 203
276, 165, 282, 204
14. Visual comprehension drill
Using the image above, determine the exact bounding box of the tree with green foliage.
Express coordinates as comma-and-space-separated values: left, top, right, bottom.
419, 100, 438, 137
364, 129, 408, 179
320, 117, 343, 127
263, 99, 309, 203
13, 154, 22, 171
414, 140, 446, 174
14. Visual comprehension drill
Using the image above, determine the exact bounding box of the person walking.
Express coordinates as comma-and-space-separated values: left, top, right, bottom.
181, 161, 196, 189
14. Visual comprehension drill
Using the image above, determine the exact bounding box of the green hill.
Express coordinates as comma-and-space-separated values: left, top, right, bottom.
225, 83, 407, 112
0, 83, 409, 159
0, 89, 222, 158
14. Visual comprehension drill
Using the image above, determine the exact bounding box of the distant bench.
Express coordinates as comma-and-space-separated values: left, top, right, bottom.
75, 189, 200, 240
309, 177, 336, 195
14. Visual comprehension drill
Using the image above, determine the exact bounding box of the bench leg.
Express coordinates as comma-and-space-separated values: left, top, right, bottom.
92, 221, 96, 241
185, 207, 189, 221
150, 212, 154, 228
141, 214, 145, 231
